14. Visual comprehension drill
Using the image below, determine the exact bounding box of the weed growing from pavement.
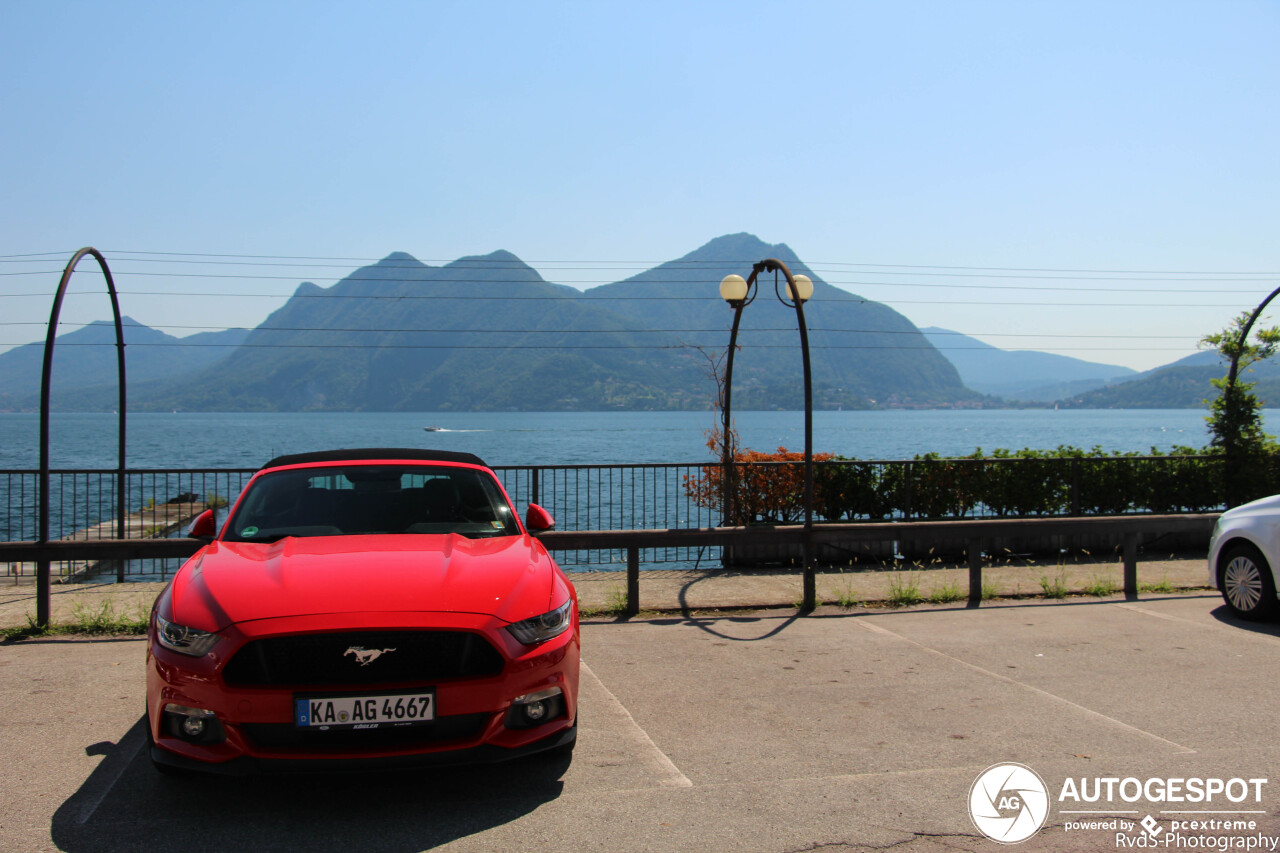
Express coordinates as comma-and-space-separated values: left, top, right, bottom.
576, 585, 630, 619
605, 586, 630, 615
834, 584, 860, 608
1, 615, 49, 642
928, 582, 965, 604
69, 600, 149, 633
1, 599, 149, 643
1083, 574, 1119, 597
1039, 570, 1069, 599
887, 572, 923, 607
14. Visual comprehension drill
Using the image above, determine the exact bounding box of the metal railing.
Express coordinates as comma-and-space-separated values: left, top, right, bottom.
0, 513, 1221, 616
1, 468, 257, 542
2, 467, 257, 584
494, 462, 717, 570
0, 455, 1231, 583
539, 513, 1219, 613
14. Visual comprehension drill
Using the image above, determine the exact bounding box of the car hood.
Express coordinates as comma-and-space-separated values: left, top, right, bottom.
168, 534, 555, 631
1224, 493, 1280, 520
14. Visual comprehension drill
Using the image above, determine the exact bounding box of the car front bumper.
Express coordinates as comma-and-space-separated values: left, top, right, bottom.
146, 610, 580, 772
149, 720, 577, 775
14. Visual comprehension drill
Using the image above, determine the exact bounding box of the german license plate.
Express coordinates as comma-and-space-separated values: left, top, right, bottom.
295, 691, 435, 728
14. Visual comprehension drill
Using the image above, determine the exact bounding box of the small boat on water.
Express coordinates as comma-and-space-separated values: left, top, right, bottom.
424, 426, 445, 432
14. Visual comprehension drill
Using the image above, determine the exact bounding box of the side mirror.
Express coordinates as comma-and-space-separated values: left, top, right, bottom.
188, 509, 217, 540
525, 504, 555, 534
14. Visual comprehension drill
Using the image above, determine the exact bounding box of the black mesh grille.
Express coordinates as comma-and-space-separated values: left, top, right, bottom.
241, 713, 489, 750
222, 631, 505, 687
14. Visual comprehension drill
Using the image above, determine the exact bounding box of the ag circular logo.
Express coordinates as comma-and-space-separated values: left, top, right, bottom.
968, 763, 1050, 844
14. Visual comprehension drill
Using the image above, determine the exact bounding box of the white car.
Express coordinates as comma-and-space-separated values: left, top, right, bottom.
1209, 495, 1280, 620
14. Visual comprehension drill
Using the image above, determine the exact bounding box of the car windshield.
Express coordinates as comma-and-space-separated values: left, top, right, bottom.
224, 464, 522, 542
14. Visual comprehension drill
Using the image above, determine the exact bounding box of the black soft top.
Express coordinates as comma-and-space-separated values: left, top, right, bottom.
263, 448, 488, 470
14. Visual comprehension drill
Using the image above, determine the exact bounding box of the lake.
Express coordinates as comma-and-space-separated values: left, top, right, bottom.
0, 408, 1251, 470
0, 408, 1248, 575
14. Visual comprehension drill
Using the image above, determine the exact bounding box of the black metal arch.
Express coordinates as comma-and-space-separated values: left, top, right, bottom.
720, 258, 816, 608
37, 247, 127, 626
1227, 285, 1280, 390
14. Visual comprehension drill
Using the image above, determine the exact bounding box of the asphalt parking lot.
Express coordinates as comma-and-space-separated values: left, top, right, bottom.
6, 593, 1280, 853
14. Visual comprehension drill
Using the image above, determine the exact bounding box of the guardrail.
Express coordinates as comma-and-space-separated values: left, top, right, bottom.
0, 513, 1218, 620
0, 456, 1229, 577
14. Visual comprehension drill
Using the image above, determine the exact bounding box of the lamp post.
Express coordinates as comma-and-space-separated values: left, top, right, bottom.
719, 259, 817, 610
1222, 285, 1280, 506
1226, 286, 1280, 391
38, 248, 127, 628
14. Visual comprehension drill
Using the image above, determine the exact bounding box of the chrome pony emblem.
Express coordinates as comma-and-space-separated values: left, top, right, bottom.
344, 646, 396, 666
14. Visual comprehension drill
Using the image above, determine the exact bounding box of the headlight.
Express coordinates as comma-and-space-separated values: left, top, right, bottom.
155, 613, 219, 657
506, 601, 573, 646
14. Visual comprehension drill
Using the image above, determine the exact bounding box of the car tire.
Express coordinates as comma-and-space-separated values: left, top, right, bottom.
1220, 543, 1279, 621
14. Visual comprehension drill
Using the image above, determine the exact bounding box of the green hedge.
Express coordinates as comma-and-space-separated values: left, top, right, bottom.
813, 445, 1235, 521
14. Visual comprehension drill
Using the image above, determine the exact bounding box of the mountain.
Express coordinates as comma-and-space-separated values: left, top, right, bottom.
2, 236, 982, 412
133, 250, 714, 412
581, 234, 970, 408
0, 318, 248, 411
1060, 351, 1280, 408
921, 327, 1136, 401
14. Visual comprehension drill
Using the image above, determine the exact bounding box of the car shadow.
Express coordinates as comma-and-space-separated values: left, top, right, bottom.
52, 715, 568, 853
1209, 602, 1280, 637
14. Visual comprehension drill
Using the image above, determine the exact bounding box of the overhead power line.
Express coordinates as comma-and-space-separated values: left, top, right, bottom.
0, 320, 1207, 341
2, 247, 1274, 277
0, 290, 1242, 308
0, 266, 1275, 289
3, 250, 1277, 278
11, 341, 1199, 352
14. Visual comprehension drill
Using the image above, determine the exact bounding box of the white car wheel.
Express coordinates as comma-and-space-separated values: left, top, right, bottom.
1222, 544, 1278, 621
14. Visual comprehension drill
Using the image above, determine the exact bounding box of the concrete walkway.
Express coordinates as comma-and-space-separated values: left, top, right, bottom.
572, 552, 1211, 614
0, 552, 1212, 630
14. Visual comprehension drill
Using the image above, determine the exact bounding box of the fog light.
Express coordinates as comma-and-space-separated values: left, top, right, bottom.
162, 703, 225, 744
505, 686, 565, 730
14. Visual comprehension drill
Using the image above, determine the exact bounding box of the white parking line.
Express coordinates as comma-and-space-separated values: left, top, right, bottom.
854, 618, 1196, 754
580, 661, 693, 788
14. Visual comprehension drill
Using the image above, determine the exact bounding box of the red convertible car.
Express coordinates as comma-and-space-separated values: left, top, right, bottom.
146, 449, 579, 773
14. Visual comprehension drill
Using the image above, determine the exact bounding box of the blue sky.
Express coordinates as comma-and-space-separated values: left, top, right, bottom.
2, 0, 1278, 372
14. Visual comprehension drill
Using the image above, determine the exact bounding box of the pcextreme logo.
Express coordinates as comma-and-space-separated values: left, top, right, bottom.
969, 763, 1051, 844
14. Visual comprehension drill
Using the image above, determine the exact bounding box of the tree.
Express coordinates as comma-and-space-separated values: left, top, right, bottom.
1200, 312, 1280, 505
683, 343, 737, 462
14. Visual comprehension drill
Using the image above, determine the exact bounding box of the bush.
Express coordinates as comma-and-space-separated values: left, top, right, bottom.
1136, 446, 1222, 512
1068, 446, 1139, 515
907, 453, 985, 519
815, 460, 901, 520
684, 447, 834, 525
981, 449, 1069, 517
686, 443, 1246, 525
